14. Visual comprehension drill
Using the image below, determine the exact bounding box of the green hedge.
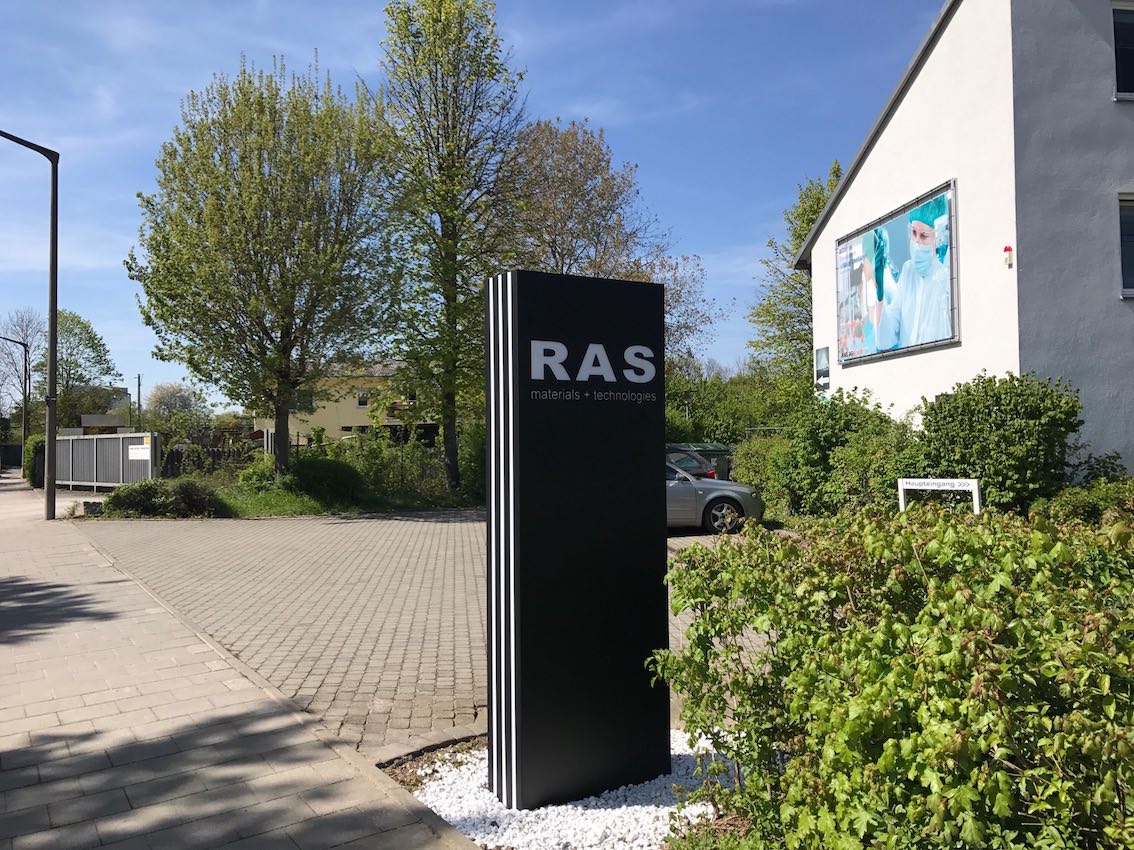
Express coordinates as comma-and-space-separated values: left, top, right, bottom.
763, 391, 893, 515
920, 373, 1083, 512
23, 433, 45, 485
103, 478, 224, 518
655, 506, 1134, 849
1031, 478, 1134, 526
731, 435, 791, 516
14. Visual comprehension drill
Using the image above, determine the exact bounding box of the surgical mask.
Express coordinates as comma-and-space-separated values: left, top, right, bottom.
910, 242, 934, 278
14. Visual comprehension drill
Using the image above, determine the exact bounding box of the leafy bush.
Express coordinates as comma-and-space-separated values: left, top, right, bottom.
732, 435, 791, 515
458, 419, 487, 503
169, 478, 223, 516
1069, 451, 1128, 487
769, 390, 893, 515
238, 454, 279, 491
288, 455, 371, 506
654, 507, 1134, 849
920, 373, 1083, 512
1031, 478, 1134, 526
177, 444, 213, 476
666, 407, 697, 443
23, 433, 45, 484
825, 417, 925, 513
104, 478, 222, 517
327, 430, 450, 505
235, 451, 374, 508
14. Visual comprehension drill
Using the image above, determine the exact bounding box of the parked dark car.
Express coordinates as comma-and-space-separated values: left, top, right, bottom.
665, 445, 715, 479
668, 442, 734, 478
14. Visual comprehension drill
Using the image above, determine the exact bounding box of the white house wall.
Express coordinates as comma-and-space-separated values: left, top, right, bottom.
810, 0, 1020, 418
1011, 0, 1134, 469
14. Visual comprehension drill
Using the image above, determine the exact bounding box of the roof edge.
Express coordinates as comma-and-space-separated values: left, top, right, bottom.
792, 0, 964, 272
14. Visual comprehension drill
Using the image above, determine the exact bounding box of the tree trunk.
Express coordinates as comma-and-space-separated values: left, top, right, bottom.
273, 405, 290, 475
442, 390, 459, 493
439, 214, 461, 494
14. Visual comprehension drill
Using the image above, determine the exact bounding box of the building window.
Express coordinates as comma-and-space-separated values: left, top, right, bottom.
356, 394, 370, 408
1122, 200, 1134, 297
1115, 8, 1134, 95
288, 391, 314, 412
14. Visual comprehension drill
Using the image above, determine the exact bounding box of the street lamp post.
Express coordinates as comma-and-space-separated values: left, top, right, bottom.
1, 129, 59, 520
0, 335, 30, 447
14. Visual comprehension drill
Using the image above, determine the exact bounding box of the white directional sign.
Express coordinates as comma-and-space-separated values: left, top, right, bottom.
898, 478, 982, 514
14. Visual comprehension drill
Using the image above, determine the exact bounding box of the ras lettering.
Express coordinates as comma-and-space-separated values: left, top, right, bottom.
530, 340, 656, 384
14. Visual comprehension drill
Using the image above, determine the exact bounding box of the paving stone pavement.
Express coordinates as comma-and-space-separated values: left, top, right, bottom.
0, 469, 475, 849
77, 506, 716, 760
77, 511, 489, 762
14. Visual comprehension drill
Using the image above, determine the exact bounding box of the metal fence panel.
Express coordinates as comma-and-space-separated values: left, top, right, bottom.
95, 436, 121, 485
72, 439, 94, 483
56, 439, 71, 482
55, 433, 160, 490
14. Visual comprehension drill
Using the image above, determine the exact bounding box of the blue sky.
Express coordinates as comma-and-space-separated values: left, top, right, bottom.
0, 0, 943, 410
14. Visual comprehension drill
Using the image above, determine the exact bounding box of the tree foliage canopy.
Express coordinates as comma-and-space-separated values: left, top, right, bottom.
748, 162, 841, 409
127, 59, 398, 470
41, 309, 121, 393
381, 0, 525, 490
512, 117, 721, 362
513, 117, 655, 278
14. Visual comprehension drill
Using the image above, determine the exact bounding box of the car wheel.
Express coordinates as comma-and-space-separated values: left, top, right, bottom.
703, 498, 743, 534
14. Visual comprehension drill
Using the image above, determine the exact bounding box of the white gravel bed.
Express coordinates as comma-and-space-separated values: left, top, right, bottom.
414, 731, 717, 850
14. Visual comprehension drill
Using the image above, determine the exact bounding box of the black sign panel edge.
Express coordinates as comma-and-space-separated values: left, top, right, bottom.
486, 269, 670, 811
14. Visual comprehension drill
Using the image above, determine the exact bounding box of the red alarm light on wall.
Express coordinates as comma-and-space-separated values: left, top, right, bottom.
1003, 245, 1014, 268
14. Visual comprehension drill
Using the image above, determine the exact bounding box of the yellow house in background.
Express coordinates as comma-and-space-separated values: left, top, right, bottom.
252, 365, 436, 445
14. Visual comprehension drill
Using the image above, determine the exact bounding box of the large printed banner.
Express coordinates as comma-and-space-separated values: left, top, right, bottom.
836, 186, 956, 363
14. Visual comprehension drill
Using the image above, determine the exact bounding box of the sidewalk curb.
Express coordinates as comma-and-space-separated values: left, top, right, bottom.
75, 524, 480, 850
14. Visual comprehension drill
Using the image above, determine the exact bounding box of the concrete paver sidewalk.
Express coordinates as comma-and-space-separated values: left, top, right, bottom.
78, 508, 716, 763
0, 470, 474, 849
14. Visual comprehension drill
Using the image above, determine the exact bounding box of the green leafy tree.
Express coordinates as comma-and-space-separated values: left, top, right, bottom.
127, 59, 398, 473
380, 0, 525, 492
30, 309, 122, 428
34, 309, 121, 394
749, 161, 841, 411
146, 382, 214, 445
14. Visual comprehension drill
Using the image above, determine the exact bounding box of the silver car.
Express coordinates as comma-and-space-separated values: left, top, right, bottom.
666, 463, 765, 533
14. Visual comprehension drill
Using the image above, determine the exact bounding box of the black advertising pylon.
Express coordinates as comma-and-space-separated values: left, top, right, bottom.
486, 270, 670, 810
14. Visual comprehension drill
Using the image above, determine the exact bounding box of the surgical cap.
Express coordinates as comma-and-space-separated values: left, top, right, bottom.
909, 195, 947, 227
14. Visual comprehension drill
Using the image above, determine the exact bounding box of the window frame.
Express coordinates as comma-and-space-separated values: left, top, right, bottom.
1119, 195, 1134, 299
1113, 3, 1134, 98
356, 393, 370, 409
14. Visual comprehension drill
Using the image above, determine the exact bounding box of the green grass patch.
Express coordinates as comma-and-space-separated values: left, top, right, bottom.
214, 485, 344, 517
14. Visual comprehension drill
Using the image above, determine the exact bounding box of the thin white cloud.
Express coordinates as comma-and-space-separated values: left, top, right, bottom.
0, 220, 133, 274
92, 85, 120, 121
699, 242, 765, 290
501, 0, 679, 58
565, 88, 705, 128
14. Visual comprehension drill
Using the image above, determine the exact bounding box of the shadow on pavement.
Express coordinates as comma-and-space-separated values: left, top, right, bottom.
0, 576, 119, 646
0, 701, 435, 848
